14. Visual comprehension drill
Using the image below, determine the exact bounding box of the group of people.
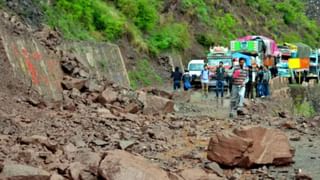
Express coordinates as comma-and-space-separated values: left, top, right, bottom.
171, 58, 273, 118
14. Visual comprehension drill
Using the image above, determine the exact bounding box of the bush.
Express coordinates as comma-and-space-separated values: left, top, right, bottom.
115, 0, 159, 31
45, 0, 125, 41
294, 101, 316, 118
276, 0, 304, 25
128, 59, 163, 89
148, 22, 191, 54
181, 0, 209, 23
196, 33, 215, 47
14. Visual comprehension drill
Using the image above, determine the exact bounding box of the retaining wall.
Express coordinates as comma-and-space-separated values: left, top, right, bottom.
0, 27, 63, 100
59, 41, 130, 88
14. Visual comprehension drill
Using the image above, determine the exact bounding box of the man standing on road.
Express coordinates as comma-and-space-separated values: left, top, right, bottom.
262, 66, 271, 97
245, 65, 257, 100
200, 64, 210, 97
171, 66, 182, 91
229, 58, 248, 118
215, 61, 225, 98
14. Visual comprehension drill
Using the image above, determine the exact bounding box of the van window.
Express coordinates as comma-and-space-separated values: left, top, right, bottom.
189, 64, 203, 71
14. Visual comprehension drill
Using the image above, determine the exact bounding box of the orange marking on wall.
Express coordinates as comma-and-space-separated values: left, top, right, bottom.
32, 51, 42, 61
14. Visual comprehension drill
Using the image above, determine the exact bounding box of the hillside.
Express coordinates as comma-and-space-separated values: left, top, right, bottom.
1, 0, 320, 88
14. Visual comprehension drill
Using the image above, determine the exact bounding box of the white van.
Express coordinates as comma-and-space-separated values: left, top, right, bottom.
187, 60, 205, 84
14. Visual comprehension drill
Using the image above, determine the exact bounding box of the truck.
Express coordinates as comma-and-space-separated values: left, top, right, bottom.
286, 43, 311, 83
307, 49, 320, 82
276, 44, 294, 80
230, 35, 280, 67
207, 46, 232, 87
187, 59, 205, 85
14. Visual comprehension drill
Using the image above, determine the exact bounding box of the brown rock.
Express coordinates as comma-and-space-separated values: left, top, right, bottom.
124, 103, 140, 114
85, 80, 103, 93
50, 173, 65, 180
143, 87, 173, 99
67, 162, 85, 180
97, 88, 118, 104
278, 111, 289, 118
281, 121, 296, 129
138, 92, 174, 114
179, 168, 223, 180
207, 126, 294, 168
61, 77, 86, 90
74, 152, 101, 173
20, 135, 58, 153
207, 131, 253, 166
98, 150, 170, 180
295, 172, 313, 180
79, 170, 96, 180
0, 164, 50, 180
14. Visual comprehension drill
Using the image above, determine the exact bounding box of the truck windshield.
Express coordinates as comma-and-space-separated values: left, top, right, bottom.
208, 58, 232, 66
189, 64, 203, 71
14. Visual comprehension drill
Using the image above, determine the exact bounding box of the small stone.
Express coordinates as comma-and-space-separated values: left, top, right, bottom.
204, 162, 224, 177
92, 139, 108, 146
119, 140, 136, 150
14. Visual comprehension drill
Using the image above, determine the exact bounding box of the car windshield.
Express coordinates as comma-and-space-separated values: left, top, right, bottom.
189, 63, 203, 71
208, 58, 232, 66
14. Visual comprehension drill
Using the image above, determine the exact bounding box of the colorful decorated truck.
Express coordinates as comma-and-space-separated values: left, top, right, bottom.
206, 46, 232, 87
287, 43, 311, 83
230, 35, 279, 67
276, 44, 294, 78
307, 49, 320, 82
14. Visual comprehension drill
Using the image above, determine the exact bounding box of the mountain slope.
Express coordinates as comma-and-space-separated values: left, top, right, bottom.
1, 0, 320, 88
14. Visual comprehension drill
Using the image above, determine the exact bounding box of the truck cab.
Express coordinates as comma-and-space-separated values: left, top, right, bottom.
187, 59, 204, 85
276, 45, 293, 78
207, 46, 232, 87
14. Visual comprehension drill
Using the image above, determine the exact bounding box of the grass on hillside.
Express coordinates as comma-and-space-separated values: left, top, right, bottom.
128, 59, 163, 89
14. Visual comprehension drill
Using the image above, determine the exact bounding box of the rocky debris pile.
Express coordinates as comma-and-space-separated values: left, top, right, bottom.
307, 0, 320, 23
207, 126, 294, 168
0, 150, 172, 180
4, 0, 44, 28
0, 10, 32, 35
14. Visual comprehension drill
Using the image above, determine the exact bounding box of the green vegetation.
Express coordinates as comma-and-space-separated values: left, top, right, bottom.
294, 101, 316, 118
181, 0, 209, 24
45, 0, 126, 41
115, 0, 159, 32
42, 0, 320, 53
128, 59, 163, 89
148, 23, 191, 54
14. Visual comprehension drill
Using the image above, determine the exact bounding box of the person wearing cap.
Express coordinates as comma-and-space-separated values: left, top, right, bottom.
215, 61, 225, 98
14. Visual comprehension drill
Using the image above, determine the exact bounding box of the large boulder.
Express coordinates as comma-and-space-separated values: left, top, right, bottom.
207, 126, 294, 168
0, 164, 50, 180
98, 150, 170, 180
97, 88, 118, 105
138, 92, 174, 114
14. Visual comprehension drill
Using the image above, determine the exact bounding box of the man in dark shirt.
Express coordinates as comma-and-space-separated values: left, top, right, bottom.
171, 66, 182, 91
215, 61, 225, 98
